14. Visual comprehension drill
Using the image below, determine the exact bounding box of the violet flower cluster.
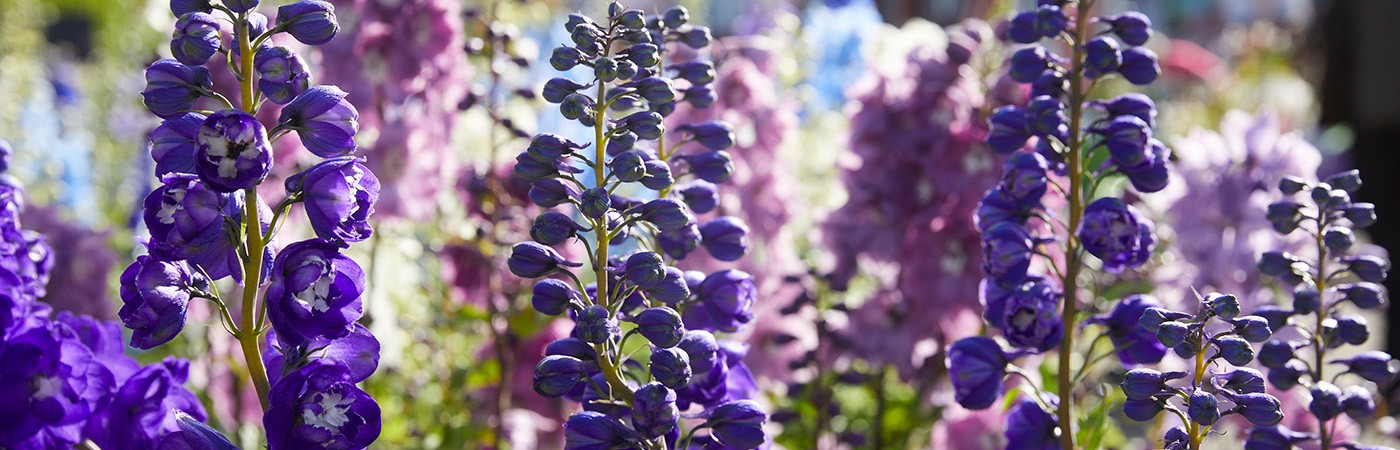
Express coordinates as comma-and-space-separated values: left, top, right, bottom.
132, 1, 382, 448
508, 4, 768, 449
948, 2, 1169, 447
1246, 171, 1393, 449
1119, 292, 1284, 448
0, 142, 217, 449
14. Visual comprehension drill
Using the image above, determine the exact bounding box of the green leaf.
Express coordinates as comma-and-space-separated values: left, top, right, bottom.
1076, 396, 1112, 450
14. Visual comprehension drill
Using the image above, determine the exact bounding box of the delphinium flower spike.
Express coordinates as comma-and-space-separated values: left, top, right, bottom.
1118, 291, 1284, 449
510, 3, 766, 449
1246, 170, 1395, 449
125, 2, 382, 447
949, 1, 1169, 447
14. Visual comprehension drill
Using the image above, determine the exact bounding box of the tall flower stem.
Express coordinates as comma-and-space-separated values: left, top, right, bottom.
590, 49, 635, 409
1312, 222, 1331, 449
235, 13, 272, 411
1057, 3, 1091, 448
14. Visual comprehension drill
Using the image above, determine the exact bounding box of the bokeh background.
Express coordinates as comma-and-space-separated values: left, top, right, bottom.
1, 0, 1396, 448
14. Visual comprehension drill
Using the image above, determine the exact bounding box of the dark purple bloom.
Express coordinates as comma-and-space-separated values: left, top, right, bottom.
150, 113, 206, 176
676, 121, 735, 151
1339, 255, 1389, 283
1188, 391, 1220, 425
644, 266, 691, 304
156, 411, 237, 450
264, 324, 379, 386
266, 239, 366, 345
171, 12, 220, 65
1214, 335, 1254, 365
632, 383, 679, 439
635, 307, 684, 348
1084, 36, 1122, 78
1340, 386, 1375, 419
194, 110, 273, 192
1333, 351, 1397, 383
1104, 12, 1152, 46
280, 85, 359, 157
170, 0, 212, 16
1087, 294, 1168, 364
574, 305, 618, 344
265, 363, 380, 450
1005, 396, 1058, 450
531, 279, 581, 316
563, 411, 642, 450
529, 179, 577, 208
981, 222, 1034, 280
0, 320, 113, 447
532, 355, 589, 398
650, 347, 692, 389
276, 0, 340, 45
118, 256, 204, 349
946, 337, 1007, 410
704, 400, 767, 449
1118, 47, 1160, 85
255, 46, 312, 105
1008, 10, 1039, 44
637, 198, 694, 231
1001, 151, 1049, 207
1090, 93, 1157, 126
641, 159, 675, 190
987, 106, 1030, 154
698, 217, 749, 262
683, 270, 757, 333
676, 181, 719, 214
1009, 46, 1050, 83
1230, 392, 1283, 426
507, 242, 582, 278
83, 359, 205, 449
1026, 97, 1066, 139
531, 211, 587, 246
678, 330, 721, 377
1121, 139, 1170, 193
286, 157, 379, 245
976, 188, 1035, 230
143, 174, 266, 281
1001, 279, 1062, 352
141, 59, 213, 119
1078, 197, 1154, 273
1337, 282, 1387, 309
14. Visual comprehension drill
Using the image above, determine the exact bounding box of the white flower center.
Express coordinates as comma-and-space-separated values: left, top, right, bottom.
33, 375, 62, 400
294, 256, 333, 313
302, 391, 353, 432
157, 187, 188, 225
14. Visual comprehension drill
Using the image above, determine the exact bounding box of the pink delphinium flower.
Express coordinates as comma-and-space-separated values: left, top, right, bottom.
320, 0, 471, 220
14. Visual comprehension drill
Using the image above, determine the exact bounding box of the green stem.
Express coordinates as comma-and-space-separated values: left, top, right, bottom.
590, 44, 634, 406
234, 13, 272, 412
1313, 221, 1331, 449
1057, 3, 1090, 448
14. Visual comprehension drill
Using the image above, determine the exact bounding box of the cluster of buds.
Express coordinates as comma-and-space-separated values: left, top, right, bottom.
509, 3, 766, 449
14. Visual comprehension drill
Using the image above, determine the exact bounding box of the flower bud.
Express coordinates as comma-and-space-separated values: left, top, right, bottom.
1258, 251, 1308, 286
531, 279, 582, 316
1188, 391, 1220, 426
1309, 381, 1344, 421
254, 46, 312, 104
285, 157, 379, 244
533, 355, 588, 398
1174, 332, 1203, 359
564, 411, 641, 449
641, 159, 675, 190
624, 252, 666, 288
171, 12, 221, 65
1206, 293, 1241, 320
678, 27, 712, 49
1123, 398, 1164, 422
1120, 368, 1182, 400
1324, 227, 1355, 253
594, 57, 619, 82
1100, 116, 1152, 168
171, 0, 213, 16
947, 337, 1007, 410
1105, 11, 1152, 46
1339, 255, 1388, 283
1031, 71, 1068, 98
662, 6, 689, 29
1252, 305, 1293, 331
276, 0, 340, 46
1034, 5, 1067, 38
280, 85, 359, 157
650, 347, 692, 389
1292, 286, 1320, 314
150, 113, 205, 176
1333, 351, 1397, 383
1118, 47, 1160, 85
1155, 321, 1189, 348
550, 46, 583, 71
699, 217, 750, 262
1267, 360, 1308, 390
1215, 368, 1266, 395
531, 211, 587, 246
1026, 96, 1067, 138
632, 383, 679, 439
637, 198, 694, 231
1341, 386, 1375, 419
987, 106, 1030, 154
619, 111, 664, 139
606, 151, 646, 184
508, 242, 582, 278
528, 179, 576, 207
1232, 316, 1273, 343
624, 77, 676, 104
1344, 202, 1377, 227
1139, 307, 1191, 333
1265, 201, 1304, 234
559, 93, 595, 121
1277, 176, 1309, 194
575, 305, 618, 344
1258, 340, 1300, 370
1090, 93, 1156, 126
158, 410, 238, 449
644, 266, 691, 304
705, 400, 768, 449
658, 224, 701, 260
543, 78, 587, 104
195, 110, 273, 192
1084, 36, 1122, 78
1231, 392, 1284, 426
1324, 170, 1362, 193
1338, 282, 1387, 309
142, 59, 214, 119
635, 307, 685, 348
676, 181, 719, 214
1007, 10, 1039, 44
1009, 46, 1050, 83
579, 187, 612, 220
1334, 314, 1370, 346
676, 121, 734, 151
1214, 335, 1254, 366
1245, 425, 1314, 448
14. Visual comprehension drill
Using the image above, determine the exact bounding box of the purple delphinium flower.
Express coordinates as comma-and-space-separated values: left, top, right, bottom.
947, 336, 1008, 410
255, 46, 313, 105
279, 85, 359, 158
1005, 396, 1058, 450
1078, 197, 1155, 273
150, 113, 206, 177
1086, 294, 1168, 365
142, 174, 270, 282
265, 239, 366, 345
83, 359, 207, 448
0, 319, 113, 447
285, 156, 379, 245
195, 109, 274, 192
141, 60, 214, 119
118, 255, 205, 349
170, 12, 221, 65
682, 270, 757, 333
156, 411, 238, 450
265, 362, 381, 449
